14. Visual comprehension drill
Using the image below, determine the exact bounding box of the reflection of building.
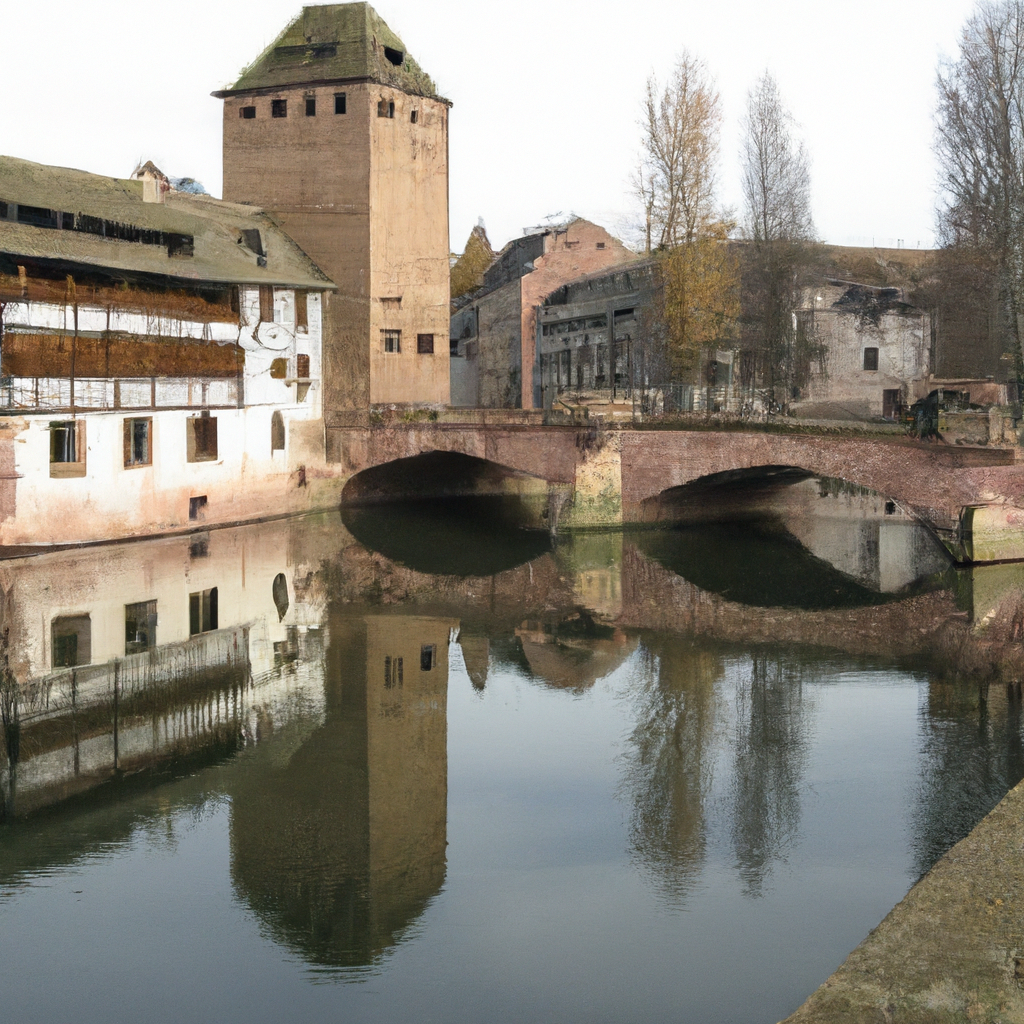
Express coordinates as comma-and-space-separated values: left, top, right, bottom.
229, 611, 451, 968
0, 515, 341, 815
771, 478, 951, 592
0, 156, 340, 546
515, 611, 634, 692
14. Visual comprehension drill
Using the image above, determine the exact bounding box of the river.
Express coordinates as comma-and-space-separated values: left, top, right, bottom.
0, 482, 1022, 1023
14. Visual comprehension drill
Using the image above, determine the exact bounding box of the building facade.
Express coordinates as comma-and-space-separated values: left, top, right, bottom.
217, 2, 451, 428
792, 280, 931, 420
0, 155, 340, 547
450, 218, 636, 408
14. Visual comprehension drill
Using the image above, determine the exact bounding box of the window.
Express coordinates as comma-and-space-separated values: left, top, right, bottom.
385, 655, 404, 688
240, 106, 256, 119
270, 358, 287, 379
271, 410, 285, 452
295, 289, 308, 332
305, 96, 316, 117
49, 420, 85, 477
189, 587, 219, 636
417, 333, 434, 354
166, 233, 194, 258
189, 495, 208, 520
596, 242, 606, 249
334, 92, 346, 114
384, 46, 404, 66
420, 644, 436, 671
410, 109, 418, 124
271, 99, 287, 118
125, 600, 157, 655
123, 417, 152, 468
259, 285, 274, 322
187, 414, 218, 462
377, 98, 395, 118
296, 353, 310, 378
863, 347, 879, 371
52, 615, 91, 668
382, 329, 401, 353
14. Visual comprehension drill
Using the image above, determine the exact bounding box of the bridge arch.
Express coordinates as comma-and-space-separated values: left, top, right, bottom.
341, 450, 552, 506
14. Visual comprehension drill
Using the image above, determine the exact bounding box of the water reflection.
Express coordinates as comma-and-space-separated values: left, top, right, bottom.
342, 496, 551, 577
911, 679, 1024, 879
620, 637, 723, 905
730, 656, 812, 898
0, 497, 1022, 1021
230, 612, 450, 971
636, 476, 954, 610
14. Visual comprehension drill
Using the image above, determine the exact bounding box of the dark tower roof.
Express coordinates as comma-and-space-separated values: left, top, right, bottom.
214, 2, 443, 100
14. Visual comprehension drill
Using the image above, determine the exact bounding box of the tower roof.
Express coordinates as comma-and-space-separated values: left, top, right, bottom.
216, 3, 443, 101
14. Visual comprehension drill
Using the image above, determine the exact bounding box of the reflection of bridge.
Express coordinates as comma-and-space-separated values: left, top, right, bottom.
334, 422, 1022, 562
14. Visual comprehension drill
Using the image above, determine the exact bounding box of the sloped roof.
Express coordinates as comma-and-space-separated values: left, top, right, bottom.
217, 2, 443, 101
0, 155, 334, 289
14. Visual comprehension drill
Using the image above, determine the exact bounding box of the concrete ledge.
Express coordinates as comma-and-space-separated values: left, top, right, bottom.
782, 769, 1024, 1024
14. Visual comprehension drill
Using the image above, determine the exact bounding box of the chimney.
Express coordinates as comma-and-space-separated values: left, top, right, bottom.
132, 160, 171, 204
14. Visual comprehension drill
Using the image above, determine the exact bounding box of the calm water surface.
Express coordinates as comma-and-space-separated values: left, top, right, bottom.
0, 488, 1021, 1024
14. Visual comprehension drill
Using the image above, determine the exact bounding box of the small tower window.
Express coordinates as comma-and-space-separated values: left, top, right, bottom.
271, 411, 285, 452
305, 96, 316, 117
271, 99, 287, 118
335, 93, 346, 114
240, 106, 256, 119
410, 109, 418, 124
863, 347, 879, 371
377, 98, 394, 118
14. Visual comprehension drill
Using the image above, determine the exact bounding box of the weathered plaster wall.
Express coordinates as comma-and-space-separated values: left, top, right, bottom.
797, 283, 930, 418
368, 89, 450, 406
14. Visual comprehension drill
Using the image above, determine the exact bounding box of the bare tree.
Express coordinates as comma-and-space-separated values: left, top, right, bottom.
634, 52, 722, 251
936, 0, 1024, 386
630, 54, 739, 402
740, 72, 815, 411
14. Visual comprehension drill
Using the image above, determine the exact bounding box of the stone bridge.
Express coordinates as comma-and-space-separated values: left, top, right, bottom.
329, 420, 1024, 563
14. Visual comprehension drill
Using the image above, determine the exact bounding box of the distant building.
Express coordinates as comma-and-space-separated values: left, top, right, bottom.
217, 2, 452, 427
450, 218, 636, 408
536, 260, 658, 413
0, 154, 337, 546
792, 279, 931, 420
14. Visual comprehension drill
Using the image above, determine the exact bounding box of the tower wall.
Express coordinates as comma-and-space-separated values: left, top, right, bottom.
222, 77, 450, 420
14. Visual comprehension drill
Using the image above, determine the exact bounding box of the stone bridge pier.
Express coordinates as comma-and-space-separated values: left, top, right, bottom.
330, 422, 1024, 564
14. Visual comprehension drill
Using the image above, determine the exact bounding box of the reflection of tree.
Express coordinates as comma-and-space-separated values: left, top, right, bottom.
621, 635, 724, 906
730, 656, 810, 898
910, 680, 1024, 880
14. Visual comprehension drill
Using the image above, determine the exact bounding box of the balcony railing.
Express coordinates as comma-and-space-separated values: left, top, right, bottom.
0, 376, 241, 413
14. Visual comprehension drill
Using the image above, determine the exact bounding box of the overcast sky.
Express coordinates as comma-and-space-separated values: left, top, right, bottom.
3, 0, 980, 254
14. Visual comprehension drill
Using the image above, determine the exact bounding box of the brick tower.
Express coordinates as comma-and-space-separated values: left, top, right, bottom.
216, 3, 451, 435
